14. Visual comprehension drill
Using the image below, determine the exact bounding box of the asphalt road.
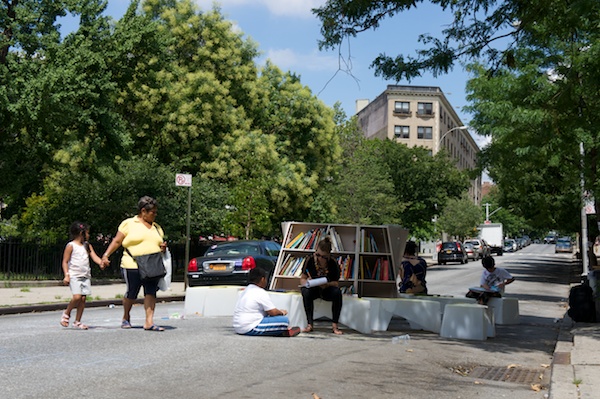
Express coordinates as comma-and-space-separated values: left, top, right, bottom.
0, 244, 576, 399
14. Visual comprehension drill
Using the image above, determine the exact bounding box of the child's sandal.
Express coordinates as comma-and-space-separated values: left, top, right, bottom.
73, 321, 88, 330
60, 312, 70, 327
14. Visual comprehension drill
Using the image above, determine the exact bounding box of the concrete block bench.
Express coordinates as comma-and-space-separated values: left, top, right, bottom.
312, 296, 372, 334
363, 297, 442, 333
267, 291, 305, 328
487, 297, 519, 325
184, 286, 243, 316
440, 303, 495, 341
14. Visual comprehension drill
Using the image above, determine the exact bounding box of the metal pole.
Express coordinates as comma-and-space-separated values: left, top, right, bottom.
580, 142, 589, 279
184, 185, 191, 289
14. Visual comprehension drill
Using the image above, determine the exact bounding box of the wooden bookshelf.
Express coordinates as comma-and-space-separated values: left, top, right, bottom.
269, 222, 409, 298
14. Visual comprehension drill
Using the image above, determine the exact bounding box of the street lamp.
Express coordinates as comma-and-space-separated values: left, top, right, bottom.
437, 125, 469, 153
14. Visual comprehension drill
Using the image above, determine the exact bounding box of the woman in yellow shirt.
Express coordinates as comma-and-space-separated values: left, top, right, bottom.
102, 196, 167, 331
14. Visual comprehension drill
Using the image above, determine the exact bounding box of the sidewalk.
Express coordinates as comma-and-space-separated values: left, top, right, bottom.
0, 280, 186, 315
0, 280, 598, 398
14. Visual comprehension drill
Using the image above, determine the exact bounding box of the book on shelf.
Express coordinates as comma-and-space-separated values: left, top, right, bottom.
381, 259, 390, 281
306, 227, 324, 250
336, 255, 354, 280
334, 229, 344, 252
369, 233, 379, 253
326, 226, 344, 252
278, 253, 292, 275
285, 231, 305, 249
290, 257, 307, 277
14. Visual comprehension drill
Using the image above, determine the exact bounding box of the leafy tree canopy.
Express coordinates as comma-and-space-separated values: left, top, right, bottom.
313, 0, 600, 81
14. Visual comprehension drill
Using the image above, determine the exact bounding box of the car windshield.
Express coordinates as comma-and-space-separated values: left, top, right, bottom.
557, 237, 571, 242
205, 243, 260, 256
441, 242, 458, 250
464, 243, 474, 249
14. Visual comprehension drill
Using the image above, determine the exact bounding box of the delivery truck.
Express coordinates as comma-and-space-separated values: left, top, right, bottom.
478, 223, 504, 256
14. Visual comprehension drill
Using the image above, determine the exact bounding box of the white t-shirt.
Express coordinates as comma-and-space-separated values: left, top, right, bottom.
232, 284, 276, 334
480, 267, 513, 293
67, 241, 91, 279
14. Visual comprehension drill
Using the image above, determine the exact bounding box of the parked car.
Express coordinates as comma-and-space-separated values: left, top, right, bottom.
555, 237, 573, 253
544, 235, 557, 244
438, 241, 468, 265
187, 240, 281, 287
463, 239, 491, 259
464, 242, 478, 260
503, 239, 517, 252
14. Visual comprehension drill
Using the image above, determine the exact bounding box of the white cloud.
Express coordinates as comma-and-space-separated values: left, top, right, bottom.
265, 48, 339, 72
195, 0, 326, 17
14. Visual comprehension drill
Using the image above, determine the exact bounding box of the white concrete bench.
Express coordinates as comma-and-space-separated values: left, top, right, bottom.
363, 297, 442, 333
312, 296, 372, 334
269, 292, 373, 334
184, 287, 373, 334
440, 303, 495, 340
267, 291, 305, 328
184, 286, 243, 317
487, 297, 519, 325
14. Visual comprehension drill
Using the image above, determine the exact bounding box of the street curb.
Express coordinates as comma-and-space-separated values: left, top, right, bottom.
0, 296, 185, 316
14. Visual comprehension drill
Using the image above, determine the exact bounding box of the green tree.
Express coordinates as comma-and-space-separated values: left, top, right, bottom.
314, 0, 600, 233
314, 0, 600, 81
112, 1, 260, 175
331, 137, 400, 225
437, 195, 483, 240
465, 59, 583, 233
1, 0, 128, 216
379, 140, 470, 239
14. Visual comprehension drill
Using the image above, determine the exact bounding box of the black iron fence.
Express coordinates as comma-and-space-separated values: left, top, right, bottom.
0, 238, 211, 281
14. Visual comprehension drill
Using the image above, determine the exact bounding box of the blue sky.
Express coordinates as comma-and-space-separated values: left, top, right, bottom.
91, 0, 486, 148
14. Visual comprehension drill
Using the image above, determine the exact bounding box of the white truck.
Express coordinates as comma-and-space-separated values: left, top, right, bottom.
478, 223, 504, 256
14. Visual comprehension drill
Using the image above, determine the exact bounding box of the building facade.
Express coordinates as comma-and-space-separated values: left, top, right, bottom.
356, 85, 482, 205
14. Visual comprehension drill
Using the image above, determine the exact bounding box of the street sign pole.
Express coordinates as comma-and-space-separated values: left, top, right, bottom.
185, 185, 191, 290
175, 173, 193, 290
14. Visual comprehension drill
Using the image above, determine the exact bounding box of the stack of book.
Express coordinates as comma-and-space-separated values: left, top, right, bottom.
284, 227, 327, 250
278, 254, 307, 277
359, 257, 392, 280
336, 255, 354, 280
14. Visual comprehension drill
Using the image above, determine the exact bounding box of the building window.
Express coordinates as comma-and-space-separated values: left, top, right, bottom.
394, 125, 409, 139
417, 126, 432, 139
394, 101, 410, 114
417, 102, 433, 115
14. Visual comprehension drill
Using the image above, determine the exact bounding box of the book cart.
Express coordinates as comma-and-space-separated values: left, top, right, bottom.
269, 222, 409, 298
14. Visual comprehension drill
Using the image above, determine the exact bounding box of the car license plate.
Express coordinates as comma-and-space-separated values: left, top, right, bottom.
446, 250, 452, 253
210, 264, 227, 271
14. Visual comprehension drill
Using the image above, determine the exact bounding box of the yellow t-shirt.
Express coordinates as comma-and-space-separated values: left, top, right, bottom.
118, 216, 165, 269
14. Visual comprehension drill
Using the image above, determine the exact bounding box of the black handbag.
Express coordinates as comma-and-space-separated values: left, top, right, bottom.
125, 248, 166, 281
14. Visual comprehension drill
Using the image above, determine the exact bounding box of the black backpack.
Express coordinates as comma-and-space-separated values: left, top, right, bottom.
568, 283, 597, 323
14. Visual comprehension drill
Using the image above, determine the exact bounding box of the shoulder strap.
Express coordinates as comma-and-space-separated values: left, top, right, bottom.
124, 247, 135, 260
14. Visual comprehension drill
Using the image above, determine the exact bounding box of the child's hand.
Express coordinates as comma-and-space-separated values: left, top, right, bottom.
62, 276, 70, 285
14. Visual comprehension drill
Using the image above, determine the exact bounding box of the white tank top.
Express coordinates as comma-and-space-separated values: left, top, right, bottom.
68, 241, 91, 278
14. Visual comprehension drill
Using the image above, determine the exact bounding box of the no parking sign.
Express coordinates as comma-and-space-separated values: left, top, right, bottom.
175, 173, 192, 187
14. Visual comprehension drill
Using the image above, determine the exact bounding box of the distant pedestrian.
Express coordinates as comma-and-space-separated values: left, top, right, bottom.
60, 222, 103, 329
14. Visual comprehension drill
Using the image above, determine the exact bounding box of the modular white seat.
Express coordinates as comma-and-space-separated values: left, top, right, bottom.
184, 286, 243, 317
267, 291, 305, 328
424, 296, 477, 313
440, 303, 494, 341
310, 296, 372, 334
363, 297, 442, 333
487, 297, 520, 325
